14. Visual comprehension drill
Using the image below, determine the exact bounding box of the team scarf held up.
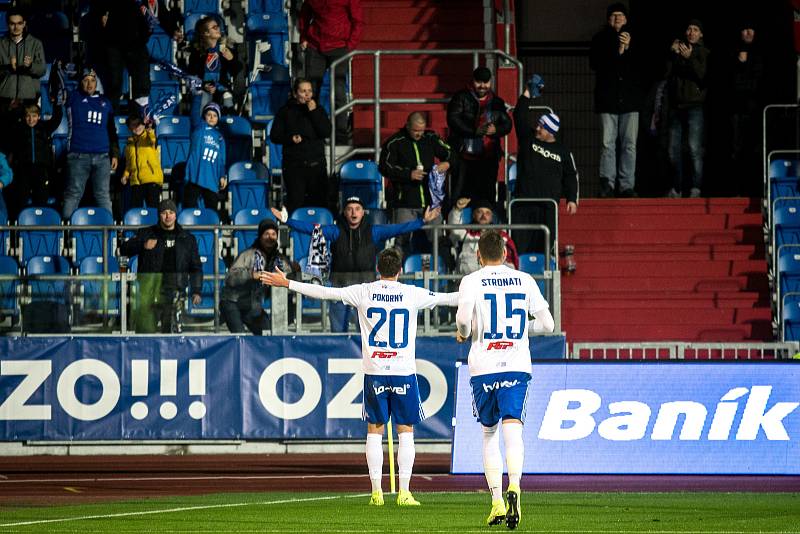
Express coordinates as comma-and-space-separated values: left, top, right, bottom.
427, 166, 446, 209
305, 225, 330, 281
156, 60, 204, 94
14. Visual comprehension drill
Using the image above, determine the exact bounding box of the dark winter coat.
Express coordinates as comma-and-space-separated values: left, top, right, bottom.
379, 128, 451, 209
589, 25, 644, 113
446, 88, 512, 158
665, 39, 710, 109
270, 99, 331, 167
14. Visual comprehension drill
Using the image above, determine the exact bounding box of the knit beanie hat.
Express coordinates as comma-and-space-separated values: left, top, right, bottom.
158, 199, 177, 213
258, 218, 278, 236
472, 67, 492, 82
687, 18, 704, 33
203, 102, 221, 119
606, 2, 628, 18
538, 113, 560, 135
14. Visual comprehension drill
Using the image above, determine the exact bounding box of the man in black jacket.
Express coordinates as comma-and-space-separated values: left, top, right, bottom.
120, 199, 203, 333
589, 3, 643, 198
379, 111, 451, 252
513, 92, 578, 254
446, 67, 512, 204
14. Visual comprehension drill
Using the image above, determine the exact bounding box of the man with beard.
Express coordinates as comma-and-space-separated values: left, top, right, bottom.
447, 67, 512, 203
221, 218, 296, 335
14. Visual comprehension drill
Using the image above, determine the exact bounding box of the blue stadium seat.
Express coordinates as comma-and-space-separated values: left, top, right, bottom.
157, 116, 192, 174
773, 199, 800, 249
184, 0, 222, 15
233, 207, 275, 254
249, 78, 290, 121
248, 0, 285, 15
508, 162, 517, 194
290, 207, 334, 261
123, 207, 158, 238
246, 13, 289, 65
783, 293, 800, 341
115, 116, 132, 156
52, 113, 69, 161
340, 160, 381, 209
518, 252, 546, 294
69, 207, 115, 263
178, 208, 220, 257
230, 180, 269, 214
229, 161, 269, 182
79, 255, 120, 316
187, 255, 226, 316
366, 208, 389, 226
770, 159, 800, 179
18, 207, 62, 263
0, 255, 19, 320
770, 179, 798, 204
150, 63, 173, 82
403, 253, 446, 289
220, 116, 253, 165
147, 32, 175, 64
265, 118, 283, 175
26, 255, 71, 304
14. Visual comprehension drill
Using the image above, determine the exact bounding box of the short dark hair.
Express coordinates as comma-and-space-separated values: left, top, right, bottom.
126, 115, 143, 129
478, 230, 505, 262
377, 248, 403, 278
292, 77, 312, 93
6, 9, 26, 22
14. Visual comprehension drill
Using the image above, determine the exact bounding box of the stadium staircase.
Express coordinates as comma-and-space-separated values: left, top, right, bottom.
353, 0, 486, 143
559, 198, 773, 342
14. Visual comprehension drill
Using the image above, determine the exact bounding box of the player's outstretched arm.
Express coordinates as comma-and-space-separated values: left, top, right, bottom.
435, 291, 460, 307
260, 268, 347, 301
529, 308, 555, 333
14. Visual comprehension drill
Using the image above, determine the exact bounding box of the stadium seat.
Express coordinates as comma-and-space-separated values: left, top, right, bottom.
69, 207, 115, 263
79, 255, 120, 316
366, 208, 389, 226
403, 253, 446, 289
508, 162, 517, 195
229, 161, 269, 182
123, 207, 158, 239
178, 208, 220, 257
220, 116, 254, 165
0, 255, 19, 321
18, 207, 62, 263
773, 199, 800, 250
233, 207, 275, 254
247, 0, 285, 15
52, 113, 70, 161
26, 255, 71, 303
187, 255, 226, 317
290, 207, 334, 261
518, 252, 546, 294
115, 116, 132, 156
783, 293, 800, 341
265, 118, 283, 175
157, 116, 192, 174
184, 0, 222, 15
230, 180, 269, 215
248, 71, 290, 121
340, 160, 381, 209
769, 159, 800, 179
147, 32, 175, 64
246, 13, 289, 65
150, 63, 173, 82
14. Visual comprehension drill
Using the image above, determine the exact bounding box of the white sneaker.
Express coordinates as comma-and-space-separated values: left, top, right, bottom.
689, 187, 701, 198
667, 188, 680, 198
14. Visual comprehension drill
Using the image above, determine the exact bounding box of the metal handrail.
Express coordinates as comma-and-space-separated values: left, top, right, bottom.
328, 48, 524, 168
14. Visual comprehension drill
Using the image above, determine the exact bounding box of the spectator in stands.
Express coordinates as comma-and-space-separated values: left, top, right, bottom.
589, 3, 643, 198
448, 198, 518, 275
297, 0, 365, 142
120, 198, 202, 333
61, 68, 119, 220
121, 115, 164, 209
184, 102, 227, 221
85, 0, 181, 116
269, 78, 331, 214
271, 197, 441, 332
379, 111, 451, 253
0, 150, 12, 224
222, 218, 297, 335
447, 67, 512, 204
185, 15, 242, 118
0, 9, 46, 122
728, 19, 763, 197
665, 19, 710, 199
4, 102, 62, 221
512, 90, 578, 254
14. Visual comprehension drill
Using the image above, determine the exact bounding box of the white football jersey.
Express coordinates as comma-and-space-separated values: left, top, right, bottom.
334, 280, 457, 375
456, 264, 549, 377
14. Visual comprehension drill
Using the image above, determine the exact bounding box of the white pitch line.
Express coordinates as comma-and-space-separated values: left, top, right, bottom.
0, 473, 450, 484
0, 493, 369, 528
1, 530, 798, 534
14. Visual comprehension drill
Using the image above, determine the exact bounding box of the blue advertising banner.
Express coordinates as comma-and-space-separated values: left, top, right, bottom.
0, 335, 566, 441
451, 362, 800, 475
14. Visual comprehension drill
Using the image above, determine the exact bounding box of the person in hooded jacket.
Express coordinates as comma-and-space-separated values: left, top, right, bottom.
221, 218, 297, 335
121, 115, 164, 209
270, 78, 331, 214
184, 101, 227, 221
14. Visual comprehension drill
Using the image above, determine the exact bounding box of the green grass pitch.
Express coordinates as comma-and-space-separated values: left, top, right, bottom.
1, 491, 798, 533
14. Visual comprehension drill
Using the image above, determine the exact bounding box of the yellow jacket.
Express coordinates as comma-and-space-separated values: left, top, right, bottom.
123, 129, 164, 185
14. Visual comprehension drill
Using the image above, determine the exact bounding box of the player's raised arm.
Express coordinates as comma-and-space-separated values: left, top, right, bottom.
260, 267, 350, 302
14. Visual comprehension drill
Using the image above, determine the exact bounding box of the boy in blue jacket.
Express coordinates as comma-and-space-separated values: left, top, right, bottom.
184, 102, 227, 221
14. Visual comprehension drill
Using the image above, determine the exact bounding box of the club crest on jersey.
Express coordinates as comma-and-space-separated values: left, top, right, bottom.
487, 341, 514, 350
371, 350, 398, 359
205, 52, 220, 71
